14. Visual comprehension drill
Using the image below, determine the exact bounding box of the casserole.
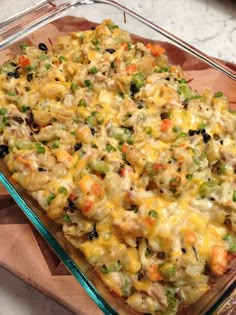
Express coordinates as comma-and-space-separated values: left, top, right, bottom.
0, 1, 235, 314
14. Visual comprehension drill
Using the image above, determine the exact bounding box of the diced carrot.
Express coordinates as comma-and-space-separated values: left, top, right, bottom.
126, 63, 137, 74
146, 43, 165, 57
143, 216, 156, 226
153, 163, 168, 171
185, 231, 197, 245
121, 144, 128, 153
121, 42, 128, 50
91, 182, 104, 199
19, 55, 30, 67
160, 118, 171, 131
53, 61, 60, 67
147, 265, 164, 281
210, 245, 228, 276
83, 200, 94, 212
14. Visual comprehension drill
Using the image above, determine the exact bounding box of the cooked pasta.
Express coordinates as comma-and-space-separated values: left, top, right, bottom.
0, 19, 235, 314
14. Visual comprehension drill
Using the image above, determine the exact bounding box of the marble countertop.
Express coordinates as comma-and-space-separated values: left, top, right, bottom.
0, 1, 235, 315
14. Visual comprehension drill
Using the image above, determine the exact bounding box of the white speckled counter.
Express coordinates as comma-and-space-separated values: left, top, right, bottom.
0, 1, 235, 315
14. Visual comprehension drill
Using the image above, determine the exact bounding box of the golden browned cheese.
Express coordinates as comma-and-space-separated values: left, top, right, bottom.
0, 19, 236, 315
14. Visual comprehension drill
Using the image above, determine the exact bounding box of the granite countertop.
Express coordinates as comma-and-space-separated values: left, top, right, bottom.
0, 1, 235, 315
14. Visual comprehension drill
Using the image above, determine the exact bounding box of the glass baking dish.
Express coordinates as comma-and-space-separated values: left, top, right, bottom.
0, 1, 235, 314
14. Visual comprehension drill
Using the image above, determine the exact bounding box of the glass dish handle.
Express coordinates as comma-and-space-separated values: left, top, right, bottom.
0, 0, 92, 49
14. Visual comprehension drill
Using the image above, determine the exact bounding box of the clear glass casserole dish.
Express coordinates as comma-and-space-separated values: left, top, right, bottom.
0, 1, 235, 314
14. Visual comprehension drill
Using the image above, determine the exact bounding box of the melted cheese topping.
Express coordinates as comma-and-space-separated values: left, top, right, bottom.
0, 19, 236, 315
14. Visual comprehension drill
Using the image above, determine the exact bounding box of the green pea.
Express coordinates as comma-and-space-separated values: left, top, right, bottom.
35, 143, 46, 154
148, 210, 158, 218
89, 66, 99, 74
58, 186, 67, 194
84, 79, 93, 90
47, 193, 55, 205
0, 108, 7, 115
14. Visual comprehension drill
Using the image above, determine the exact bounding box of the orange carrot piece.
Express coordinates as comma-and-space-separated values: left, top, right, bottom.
19, 55, 30, 67
153, 163, 168, 171
146, 43, 165, 57
147, 265, 164, 281
185, 231, 197, 245
126, 63, 137, 74
121, 144, 128, 153
83, 200, 94, 212
121, 42, 128, 50
160, 118, 171, 131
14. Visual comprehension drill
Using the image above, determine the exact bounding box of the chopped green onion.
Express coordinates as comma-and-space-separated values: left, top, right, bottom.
101, 261, 122, 273
89, 160, 110, 174
73, 117, 79, 123
63, 214, 71, 223
223, 234, 236, 253
20, 43, 28, 51
233, 190, 236, 202
186, 174, 193, 180
131, 206, 138, 213
39, 54, 47, 60
7, 91, 17, 96
177, 131, 187, 139
199, 181, 216, 198
107, 23, 119, 30
198, 122, 206, 130
92, 38, 99, 45
173, 126, 181, 133
131, 72, 145, 89
159, 263, 176, 278
145, 248, 152, 257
